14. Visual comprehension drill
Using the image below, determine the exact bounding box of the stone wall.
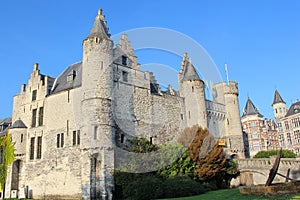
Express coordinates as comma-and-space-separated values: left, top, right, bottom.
232, 158, 300, 187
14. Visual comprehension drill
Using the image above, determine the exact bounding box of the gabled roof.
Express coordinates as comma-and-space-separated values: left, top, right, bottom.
88, 9, 110, 39
242, 98, 263, 118
285, 101, 300, 117
11, 119, 27, 129
51, 62, 82, 94
272, 89, 285, 105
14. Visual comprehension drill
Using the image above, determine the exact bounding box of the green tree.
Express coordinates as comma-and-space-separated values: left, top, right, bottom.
0, 131, 15, 192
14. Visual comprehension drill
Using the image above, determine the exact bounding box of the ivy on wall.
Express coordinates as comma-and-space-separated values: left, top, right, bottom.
0, 131, 15, 191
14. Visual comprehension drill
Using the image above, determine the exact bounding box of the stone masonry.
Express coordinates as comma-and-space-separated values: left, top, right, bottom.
5, 9, 246, 199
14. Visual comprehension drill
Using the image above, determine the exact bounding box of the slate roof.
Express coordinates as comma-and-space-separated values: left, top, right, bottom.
0, 117, 11, 126
88, 9, 110, 39
11, 119, 27, 129
272, 89, 285, 105
0, 117, 11, 136
242, 98, 263, 118
181, 60, 201, 82
51, 62, 82, 94
285, 101, 300, 117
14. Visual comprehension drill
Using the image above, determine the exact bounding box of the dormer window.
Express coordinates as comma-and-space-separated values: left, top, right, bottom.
122, 56, 127, 65
67, 70, 76, 83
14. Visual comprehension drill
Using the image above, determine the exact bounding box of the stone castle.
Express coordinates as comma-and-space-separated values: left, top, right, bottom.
4, 9, 245, 199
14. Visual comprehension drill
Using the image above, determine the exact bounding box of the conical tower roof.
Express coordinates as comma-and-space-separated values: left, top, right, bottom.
180, 53, 201, 82
272, 89, 285, 105
87, 9, 110, 40
242, 98, 263, 118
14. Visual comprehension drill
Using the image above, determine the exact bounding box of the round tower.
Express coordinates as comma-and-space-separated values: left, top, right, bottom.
224, 81, 245, 158
80, 9, 114, 200
178, 53, 207, 129
272, 89, 286, 122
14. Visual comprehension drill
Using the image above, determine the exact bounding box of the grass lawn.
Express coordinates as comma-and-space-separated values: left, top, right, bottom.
161, 188, 300, 200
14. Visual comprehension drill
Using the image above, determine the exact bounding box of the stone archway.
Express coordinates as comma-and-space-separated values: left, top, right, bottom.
90, 155, 101, 200
11, 160, 21, 190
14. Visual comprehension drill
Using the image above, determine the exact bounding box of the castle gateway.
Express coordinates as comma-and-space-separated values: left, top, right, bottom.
5, 9, 246, 199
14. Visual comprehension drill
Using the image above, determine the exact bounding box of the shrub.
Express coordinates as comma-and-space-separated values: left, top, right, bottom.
253, 149, 297, 158
162, 176, 205, 198
123, 175, 163, 200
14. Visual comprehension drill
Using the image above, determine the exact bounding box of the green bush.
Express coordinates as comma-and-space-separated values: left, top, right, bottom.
253, 149, 297, 158
162, 176, 205, 198
123, 175, 163, 200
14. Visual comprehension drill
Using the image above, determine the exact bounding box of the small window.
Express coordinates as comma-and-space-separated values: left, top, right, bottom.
38, 107, 44, 126
32, 90, 37, 101
36, 136, 42, 159
252, 132, 258, 138
122, 71, 128, 82
150, 137, 153, 145
275, 108, 278, 114
30, 137, 35, 160
94, 126, 98, 140
72, 130, 80, 146
77, 130, 80, 145
57, 134, 60, 148
57, 133, 64, 148
192, 86, 194, 92
122, 56, 127, 65
73, 131, 77, 146
121, 134, 124, 144
21, 134, 23, 143
188, 111, 191, 119
32, 109, 37, 127
181, 114, 184, 120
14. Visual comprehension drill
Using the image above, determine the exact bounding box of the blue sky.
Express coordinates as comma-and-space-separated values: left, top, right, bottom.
0, 0, 299, 120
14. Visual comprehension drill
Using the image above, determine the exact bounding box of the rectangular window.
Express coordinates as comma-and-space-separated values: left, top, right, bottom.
37, 137, 42, 159
38, 107, 44, 126
285, 121, 289, 130
21, 134, 23, 143
61, 133, 64, 147
73, 131, 77, 146
294, 130, 300, 144
252, 132, 258, 139
122, 56, 127, 65
121, 134, 124, 144
122, 71, 128, 82
32, 109, 37, 127
72, 130, 80, 146
77, 130, 80, 145
278, 123, 283, 132
30, 137, 35, 160
287, 133, 292, 145
57, 133, 64, 148
280, 134, 285, 146
94, 126, 98, 140
253, 141, 260, 151
32, 90, 37, 101
57, 134, 60, 148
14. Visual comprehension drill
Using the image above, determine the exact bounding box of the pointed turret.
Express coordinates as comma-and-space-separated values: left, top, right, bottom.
178, 53, 207, 129
272, 89, 285, 105
179, 54, 200, 82
272, 89, 287, 121
242, 98, 263, 118
87, 9, 110, 40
